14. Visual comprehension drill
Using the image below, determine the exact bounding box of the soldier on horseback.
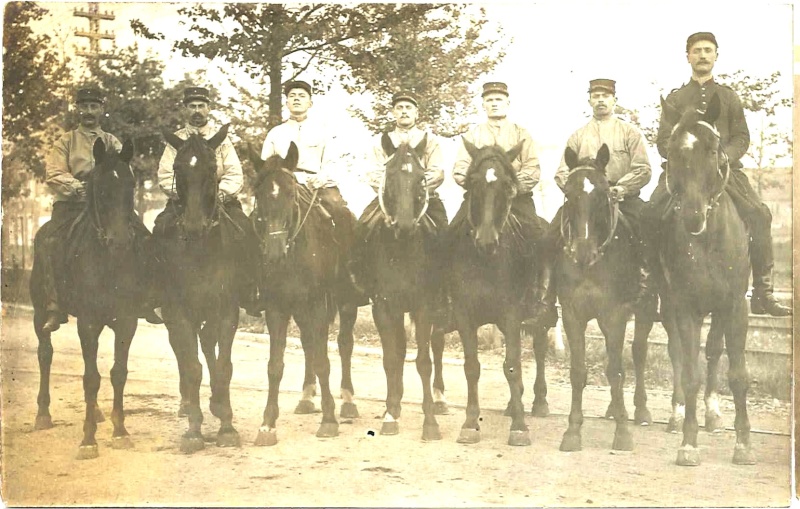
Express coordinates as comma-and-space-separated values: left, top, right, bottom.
451, 82, 554, 326
534, 78, 655, 322
154, 86, 259, 315
643, 32, 791, 316
39, 86, 162, 332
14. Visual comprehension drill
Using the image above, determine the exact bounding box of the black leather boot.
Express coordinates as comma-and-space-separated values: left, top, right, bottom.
522, 262, 558, 328
42, 309, 62, 333
751, 267, 791, 316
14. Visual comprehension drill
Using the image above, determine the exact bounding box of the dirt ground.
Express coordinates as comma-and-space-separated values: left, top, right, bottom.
0, 306, 792, 507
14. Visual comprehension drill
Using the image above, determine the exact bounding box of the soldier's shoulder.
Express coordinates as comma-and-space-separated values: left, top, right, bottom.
666, 82, 689, 98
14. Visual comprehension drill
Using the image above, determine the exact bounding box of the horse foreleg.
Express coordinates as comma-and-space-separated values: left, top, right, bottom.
163, 305, 189, 417
76, 319, 103, 460
559, 309, 587, 452
456, 310, 481, 444
530, 325, 550, 417
254, 307, 289, 446
337, 302, 359, 419
675, 310, 703, 466
33, 310, 55, 430
109, 317, 137, 450
373, 301, 402, 435
662, 298, 685, 433
430, 325, 449, 415
704, 316, 725, 433
295, 321, 318, 415
631, 311, 654, 425
309, 302, 338, 438
198, 320, 218, 411
211, 305, 240, 448
167, 315, 204, 454
498, 313, 530, 446
598, 315, 633, 451
727, 299, 755, 465
412, 309, 440, 441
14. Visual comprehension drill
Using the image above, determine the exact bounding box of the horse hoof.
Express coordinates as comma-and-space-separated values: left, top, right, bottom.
294, 400, 316, 415
508, 429, 531, 447
705, 414, 724, 433
667, 417, 684, 434
380, 421, 399, 436
676, 445, 700, 466
217, 430, 241, 448
531, 401, 550, 418
456, 428, 480, 444
732, 444, 756, 465
254, 429, 277, 447
180, 434, 205, 454
94, 407, 105, 423
76, 444, 99, 460
559, 432, 581, 452
612, 432, 634, 451
34, 415, 54, 430
422, 424, 442, 441
111, 435, 134, 450
340, 402, 359, 419
634, 408, 653, 426
433, 401, 449, 415
316, 422, 339, 438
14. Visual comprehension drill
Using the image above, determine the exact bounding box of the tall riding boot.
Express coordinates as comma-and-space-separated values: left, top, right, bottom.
750, 241, 791, 316
522, 260, 558, 328
41, 237, 65, 333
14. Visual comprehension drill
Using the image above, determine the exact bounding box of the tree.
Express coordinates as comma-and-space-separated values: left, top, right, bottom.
131, 4, 503, 134
2, 1, 70, 201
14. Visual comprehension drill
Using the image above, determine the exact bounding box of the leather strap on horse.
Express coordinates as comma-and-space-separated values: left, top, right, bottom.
288, 188, 319, 246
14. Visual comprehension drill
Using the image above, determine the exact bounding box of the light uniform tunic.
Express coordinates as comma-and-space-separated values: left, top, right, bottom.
367, 126, 444, 192
46, 125, 121, 202
260, 116, 337, 188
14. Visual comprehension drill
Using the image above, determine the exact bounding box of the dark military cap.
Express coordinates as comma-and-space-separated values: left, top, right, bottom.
183, 87, 210, 104
686, 32, 718, 51
482, 82, 509, 97
283, 80, 313, 96
75, 87, 105, 104
391, 91, 418, 107
588, 78, 616, 95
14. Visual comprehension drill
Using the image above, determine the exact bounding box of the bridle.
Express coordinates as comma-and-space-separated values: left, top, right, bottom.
82, 165, 135, 247
252, 168, 319, 256
665, 118, 730, 236
378, 152, 429, 228
172, 153, 220, 239
560, 167, 619, 265
465, 176, 514, 234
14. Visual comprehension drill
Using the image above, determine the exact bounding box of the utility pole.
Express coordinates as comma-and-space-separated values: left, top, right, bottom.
73, 3, 116, 60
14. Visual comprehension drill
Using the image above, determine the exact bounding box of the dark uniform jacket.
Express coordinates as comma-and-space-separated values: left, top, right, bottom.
656, 78, 750, 170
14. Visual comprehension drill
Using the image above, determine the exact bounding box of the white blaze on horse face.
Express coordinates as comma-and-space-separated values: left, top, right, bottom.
582, 176, 594, 194
402, 162, 413, 173
485, 168, 497, 183
271, 181, 280, 198
189, 156, 197, 167
681, 133, 698, 151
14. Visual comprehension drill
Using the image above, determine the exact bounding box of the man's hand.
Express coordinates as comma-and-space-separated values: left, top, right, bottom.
74, 182, 86, 199
306, 173, 326, 190
217, 191, 226, 203
609, 185, 626, 202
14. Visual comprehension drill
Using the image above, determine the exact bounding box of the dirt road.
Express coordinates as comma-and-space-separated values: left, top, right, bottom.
1, 307, 792, 507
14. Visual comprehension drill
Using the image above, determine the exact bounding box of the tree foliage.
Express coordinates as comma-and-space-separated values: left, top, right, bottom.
2, 1, 70, 201
132, 3, 504, 135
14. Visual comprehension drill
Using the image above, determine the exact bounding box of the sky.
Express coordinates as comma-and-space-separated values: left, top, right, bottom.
29, 1, 796, 218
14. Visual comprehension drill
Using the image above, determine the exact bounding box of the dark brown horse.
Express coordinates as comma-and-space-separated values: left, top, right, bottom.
358, 133, 445, 440
248, 142, 358, 445
449, 141, 550, 446
158, 125, 241, 453
30, 139, 141, 459
556, 144, 655, 453
659, 93, 753, 466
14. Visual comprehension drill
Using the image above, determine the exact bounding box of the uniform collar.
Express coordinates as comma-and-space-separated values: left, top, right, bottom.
184, 122, 215, 136
689, 76, 716, 87
76, 124, 102, 137
486, 117, 509, 129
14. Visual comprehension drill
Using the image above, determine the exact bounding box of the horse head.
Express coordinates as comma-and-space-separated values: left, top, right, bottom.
86, 138, 136, 253
165, 124, 228, 240
562, 144, 613, 266
661, 93, 726, 235
463, 139, 521, 256
250, 141, 301, 262
379, 133, 429, 238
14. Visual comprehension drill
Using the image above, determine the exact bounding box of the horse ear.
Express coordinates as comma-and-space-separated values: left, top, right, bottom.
381, 132, 396, 157
120, 139, 134, 164
704, 93, 721, 124
247, 142, 265, 173
462, 137, 479, 159
164, 131, 184, 150
413, 133, 428, 159
285, 142, 299, 171
564, 147, 579, 170
207, 123, 230, 150
660, 95, 681, 126
596, 144, 610, 172
93, 138, 107, 164
506, 141, 524, 163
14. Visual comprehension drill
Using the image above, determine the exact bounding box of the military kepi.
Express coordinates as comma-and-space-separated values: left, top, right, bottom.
75, 87, 104, 104
482, 82, 509, 97
284, 80, 313, 96
392, 91, 418, 107
686, 31, 718, 51
588, 79, 616, 94
183, 86, 210, 104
